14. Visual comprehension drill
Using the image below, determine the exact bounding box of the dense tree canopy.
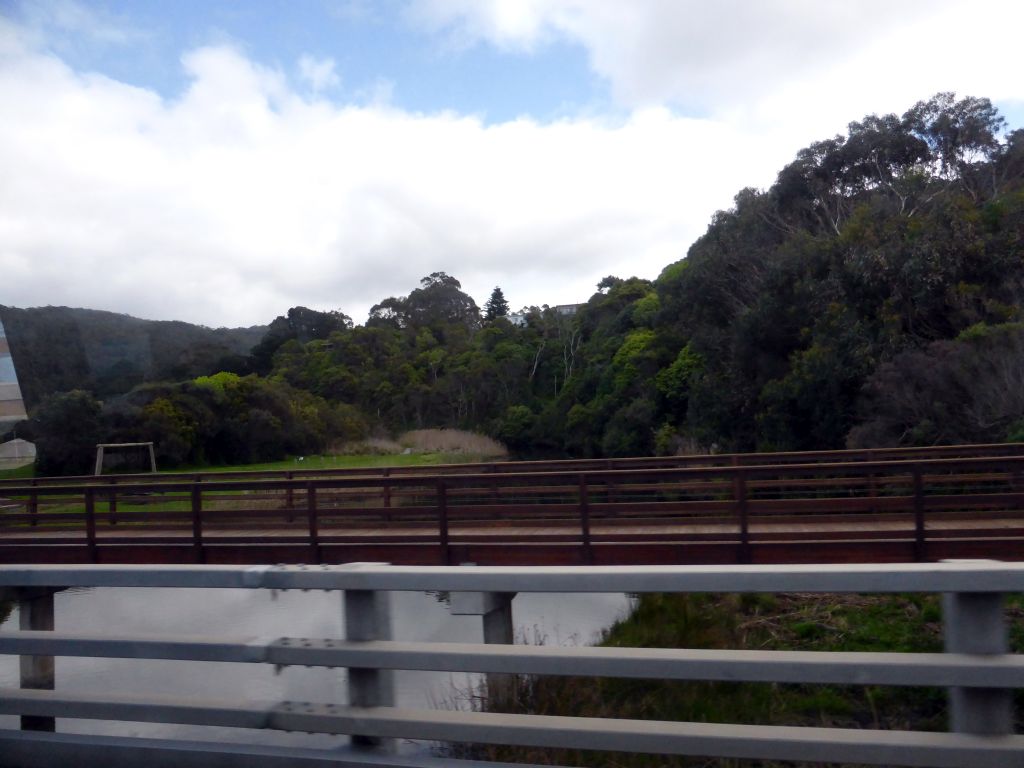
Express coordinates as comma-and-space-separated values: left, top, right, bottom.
11, 93, 1024, 473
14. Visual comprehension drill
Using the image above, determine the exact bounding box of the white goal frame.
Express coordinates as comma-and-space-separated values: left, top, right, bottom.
94, 442, 157, 476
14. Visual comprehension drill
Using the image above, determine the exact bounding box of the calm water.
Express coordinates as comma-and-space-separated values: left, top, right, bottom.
0, 585, 633, 750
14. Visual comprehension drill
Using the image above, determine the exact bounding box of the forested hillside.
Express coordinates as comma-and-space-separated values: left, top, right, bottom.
0, 305, 265, 407
8, 93, 1024, 474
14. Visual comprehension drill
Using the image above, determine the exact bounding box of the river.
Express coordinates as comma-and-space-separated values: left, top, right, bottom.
0, 584, 634, 751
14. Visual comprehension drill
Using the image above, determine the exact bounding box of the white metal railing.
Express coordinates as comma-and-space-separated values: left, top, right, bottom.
0, 562, 1023, 767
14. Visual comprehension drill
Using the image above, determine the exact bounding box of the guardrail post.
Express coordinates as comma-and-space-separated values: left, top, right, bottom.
437, 480, 451, 565
84, 488, 97, 563
578, 474, 593, 565
452, 564, 517, 704
912, 465, 926, 562
943, 588, 1013, 735
191, 484, 204, 564
343, 583, 395, 751
18, 587, 56, 731
733, 469, 751, 564
306, 483, 320, 563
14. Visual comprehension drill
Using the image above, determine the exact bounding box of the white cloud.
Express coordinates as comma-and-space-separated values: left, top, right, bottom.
0, 28, 782, 327
407, 0, 1024, 128
298, 55, 340, 94
11, 0, 144, 48
3, 3, 1024, 329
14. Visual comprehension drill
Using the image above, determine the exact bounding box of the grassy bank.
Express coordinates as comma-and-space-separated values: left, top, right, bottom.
458, 592, 1024, 767
0, 464, 34, 480
169, 451, 486, 474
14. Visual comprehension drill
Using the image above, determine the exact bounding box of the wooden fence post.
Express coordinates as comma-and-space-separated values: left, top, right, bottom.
28, 480, 37, 527
84, 488, 97, 564
437, 480, 450, 565
912, 465, 926, 562
108, 478, 118, 526
733, 469, 751, 564
579, 474, 593, 565
191, 484, 204, 564
382, 468, 391, 511
285, 471, 294, 523
306, 483, 320, 563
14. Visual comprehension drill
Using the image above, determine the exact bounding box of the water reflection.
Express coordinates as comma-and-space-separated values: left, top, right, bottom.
0, 585, 633, 749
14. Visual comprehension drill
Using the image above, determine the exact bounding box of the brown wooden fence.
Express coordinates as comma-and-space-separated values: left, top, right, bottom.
2, 447, 1024, 566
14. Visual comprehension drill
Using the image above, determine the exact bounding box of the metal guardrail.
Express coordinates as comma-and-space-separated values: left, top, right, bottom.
1, 562, 1023, 767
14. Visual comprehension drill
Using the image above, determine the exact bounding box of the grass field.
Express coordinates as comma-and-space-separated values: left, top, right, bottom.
0, 451, 499, 481
171, 451, 492, 474
0, 464, 34, 480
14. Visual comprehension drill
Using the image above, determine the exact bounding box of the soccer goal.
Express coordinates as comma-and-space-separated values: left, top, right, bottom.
94, 442, 157, 476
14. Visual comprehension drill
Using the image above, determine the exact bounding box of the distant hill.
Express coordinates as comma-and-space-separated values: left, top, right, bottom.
0, 305, 266, 409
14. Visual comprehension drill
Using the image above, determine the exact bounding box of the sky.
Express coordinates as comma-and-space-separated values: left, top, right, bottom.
1, 1, 1023, 328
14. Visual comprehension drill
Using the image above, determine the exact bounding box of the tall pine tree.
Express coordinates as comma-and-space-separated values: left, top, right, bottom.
484, 286, 510, 321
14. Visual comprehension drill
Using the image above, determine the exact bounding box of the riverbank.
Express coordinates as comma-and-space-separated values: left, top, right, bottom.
460, 591, 1024, 767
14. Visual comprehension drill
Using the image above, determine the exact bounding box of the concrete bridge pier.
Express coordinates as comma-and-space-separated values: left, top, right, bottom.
15, 588, 59, 732
450, 582, 517, 704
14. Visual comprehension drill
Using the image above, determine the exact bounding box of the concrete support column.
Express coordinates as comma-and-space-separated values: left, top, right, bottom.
343, 587, 395, 751
18, 588, 57, 732
451, 588, 517, 704
943, 591, 1013, 735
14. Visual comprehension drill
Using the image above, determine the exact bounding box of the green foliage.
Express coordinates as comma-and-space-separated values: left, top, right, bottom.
193, 371, 243, 394
483, 286, 510, 321
30, 390, 102, 475
466, 592, 962, 767
496, 405, 535, 452
0, 305, 262, 408
249, 306, 351, 375
9, 94, 1024, 468
655, 343, 702, 415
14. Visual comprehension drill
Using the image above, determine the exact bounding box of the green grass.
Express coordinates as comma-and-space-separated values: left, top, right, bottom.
457, 592, 1024, 767
1, 451, 485, 482
168, 452, 493, 474
0, 464, 35, 480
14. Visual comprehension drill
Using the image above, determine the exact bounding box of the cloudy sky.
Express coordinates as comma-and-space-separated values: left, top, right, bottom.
1, 0, 1023, 328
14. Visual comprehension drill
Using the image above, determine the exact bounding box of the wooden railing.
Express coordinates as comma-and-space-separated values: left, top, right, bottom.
1, 562, 1023, 767
2, 453, 1024, 565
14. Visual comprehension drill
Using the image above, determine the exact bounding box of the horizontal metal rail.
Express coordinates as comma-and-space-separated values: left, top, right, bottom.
4, 560, 1024, 593
0, 691, 1019, 768
0, 729, 546, 768
3, 631, 1024, 688
2, 562, 1023, 767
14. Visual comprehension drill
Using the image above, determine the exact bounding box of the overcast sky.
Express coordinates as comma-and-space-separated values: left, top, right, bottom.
1, 0, 1023, 328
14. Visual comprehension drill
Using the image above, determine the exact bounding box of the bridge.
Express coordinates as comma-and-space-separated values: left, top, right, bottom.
1, 561, 1023, 767
2, 443, 1024, 566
